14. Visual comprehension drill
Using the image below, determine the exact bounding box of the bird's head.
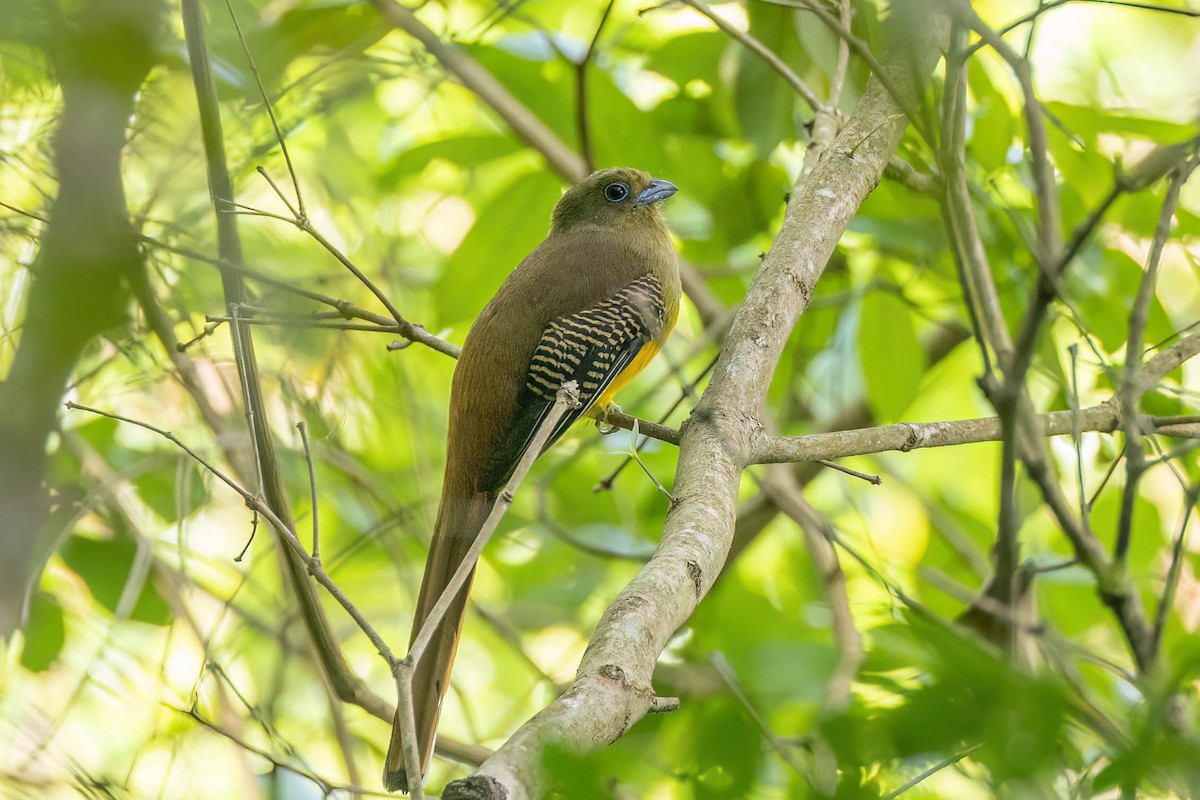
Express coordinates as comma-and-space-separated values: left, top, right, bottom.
550, 167, 677, 233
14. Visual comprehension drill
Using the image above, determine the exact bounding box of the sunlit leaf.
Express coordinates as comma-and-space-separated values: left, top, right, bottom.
20, 591, 65, 672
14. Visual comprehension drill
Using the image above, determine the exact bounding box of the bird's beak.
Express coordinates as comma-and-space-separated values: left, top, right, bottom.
633, 178, 677, 207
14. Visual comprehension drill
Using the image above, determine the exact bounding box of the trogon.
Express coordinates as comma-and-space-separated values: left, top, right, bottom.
384, 167, 680, 792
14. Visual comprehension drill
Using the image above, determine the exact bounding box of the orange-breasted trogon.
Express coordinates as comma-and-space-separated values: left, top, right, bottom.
384, 167, 680, 792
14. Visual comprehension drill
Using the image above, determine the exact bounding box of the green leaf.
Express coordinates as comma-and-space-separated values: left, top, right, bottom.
379, 134, 524, 187
20, 591, 65, 672
437, 169, 562, 326
587, 71, 668, 174
1065, 248, 1174, 353
645, 31, 725, 89
734, 3, 806, 155
1044, 101, 1197, 149
690, 700, 762, 798
465, 43, 577, 147
58, 535, 171, 626
239, 2, 386, 91
858, 291, 924, 421
967, 59, 1016, 172
134, 460, 210, 521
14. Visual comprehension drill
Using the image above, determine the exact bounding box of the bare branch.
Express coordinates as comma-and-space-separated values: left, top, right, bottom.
297, 422, 320, 564
765, 0, 932, 144
752, 333, 1200, 464
1116, 157, 1199, 561
141, 234, 460, 358
752, 397, 1199, 465
576, 0, 615, 172
224, 0, 306, 217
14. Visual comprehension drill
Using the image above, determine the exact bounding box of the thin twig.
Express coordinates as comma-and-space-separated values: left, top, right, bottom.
1067, 344, 1091, 533
938, 20, 1012, 369
628, 419, 675, 500
576, 0, 615, 172
297, 421, 320, 564
228, 302, 267, 496
367, 0, 589, 181
173, 705, 393, 797
817, 459, 881, 484
139, 233, 460, 357
391, 658, 426, 799
254, 166, 414, 333
1116, 157, 1198, 561
208, 315, 404, 335
883, 744, 983, 799
966, 0, 1200, 58
828, 0, 852, 108
594, 351, 721, 492
711, 652, 811, 779
1151, 483, 1200, 661
395, 383, 582, 791
224, 0, 306, 218
761, 0, 930, 144
64, 402, 399, 670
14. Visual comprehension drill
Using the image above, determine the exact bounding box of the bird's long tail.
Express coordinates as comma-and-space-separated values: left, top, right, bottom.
383, 490, 492, 793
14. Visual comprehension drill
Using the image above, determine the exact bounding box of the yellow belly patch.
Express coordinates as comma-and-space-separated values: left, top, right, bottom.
592, 340, 662, 414
589, 297, 678, 418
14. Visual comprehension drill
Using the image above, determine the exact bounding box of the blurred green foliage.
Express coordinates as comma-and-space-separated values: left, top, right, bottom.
2, 0, 1200, 798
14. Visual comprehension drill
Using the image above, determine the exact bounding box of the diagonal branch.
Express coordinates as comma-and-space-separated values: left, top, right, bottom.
1115, 157, 1199, 561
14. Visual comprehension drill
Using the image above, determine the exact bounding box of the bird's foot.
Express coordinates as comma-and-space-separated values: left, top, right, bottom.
594, 402, 622, 435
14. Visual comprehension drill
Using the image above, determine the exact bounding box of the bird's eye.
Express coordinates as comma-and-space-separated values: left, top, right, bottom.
604, 182, 630, 203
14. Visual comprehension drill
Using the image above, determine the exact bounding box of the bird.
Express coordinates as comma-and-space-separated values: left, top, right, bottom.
383, 167, 680, 792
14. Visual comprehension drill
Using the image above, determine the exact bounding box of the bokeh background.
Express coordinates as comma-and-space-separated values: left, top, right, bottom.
2, 0, 1200, 797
